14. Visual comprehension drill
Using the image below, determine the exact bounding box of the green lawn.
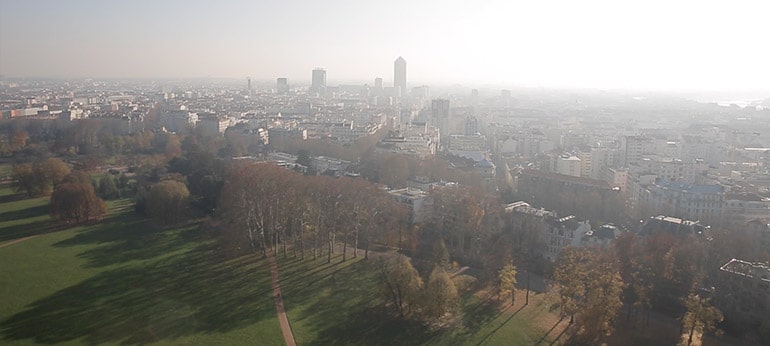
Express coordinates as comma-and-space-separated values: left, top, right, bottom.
1, 187, 567, 345
0, 187, 54, 245
0, 193, 283, 345
277, 252, 568, 346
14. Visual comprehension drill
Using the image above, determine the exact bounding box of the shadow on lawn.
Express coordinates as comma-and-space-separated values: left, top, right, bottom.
0, 219, 61, 243
273, 256, 439, 346
1, 219, 276, 344
0, 202, 59, 242
311, 306, 437, 346
0, 204, 48, 223
54, 212, 201, 268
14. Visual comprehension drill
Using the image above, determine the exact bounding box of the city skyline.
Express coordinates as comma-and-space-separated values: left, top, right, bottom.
1, 0, 769, 94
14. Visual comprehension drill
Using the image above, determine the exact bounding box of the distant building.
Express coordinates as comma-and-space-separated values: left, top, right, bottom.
555, 154, 582, 177
389, 187, 432, 224
723, 194, 770, 226
276, 78, 289, 93
639, 215, 708, 237
431, 99, 450, 145
545, 215, 591, 261
623, 135, 656, 166
582, 224, 620, 248
197, 114, 229, 135
448, 134, 486, 151
310, 156, 350, 176
165, 110, 197, 133
311, 68, 326, 92
394, 56, 407, 97
645, 181, 724, 225
464, 115, 479, 135
474, 159, 496, 179
716, 259, 770, 332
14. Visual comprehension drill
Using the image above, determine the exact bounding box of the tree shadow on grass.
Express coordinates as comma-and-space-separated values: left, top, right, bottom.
462, 295, 506, 332
1, 239, 277, 344
54, 212, 201, 268
274, 256, 439, 346
0, 204, 48, 222
311, 306, 436, 346
0, 220, 61, 243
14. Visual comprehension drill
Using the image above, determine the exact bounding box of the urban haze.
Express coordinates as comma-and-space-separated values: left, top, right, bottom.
1, 1, 769, 345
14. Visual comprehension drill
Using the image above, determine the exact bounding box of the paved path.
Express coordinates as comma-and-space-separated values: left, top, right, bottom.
267, 249, 296, 346
0, 235, 38, 249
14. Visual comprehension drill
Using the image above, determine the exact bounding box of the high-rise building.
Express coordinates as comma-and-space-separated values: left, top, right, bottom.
277, 78, 288, 93
431, 99, 450, 146
374, 77, 383, 89
247, 77, 252, 93
311, 68, 326, 92
394, 57, 406, 97
464, 115, 479, 135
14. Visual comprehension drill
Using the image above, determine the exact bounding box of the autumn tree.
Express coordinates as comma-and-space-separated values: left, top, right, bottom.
379, 255, 423, 318
682, 293, 723, 346
146, 180, 190, 226
50, 180, 107, 224
553, 247, 625, 342
498, 261, 517, 304
12, 158, 71, 197
97, 174, 120, 200
422, 267, 459, 320
430, 238, 450, 270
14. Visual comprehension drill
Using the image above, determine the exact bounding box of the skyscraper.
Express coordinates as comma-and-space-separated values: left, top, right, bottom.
394, 57, 406, 97
311, 68, 326, 92
276, 78, 288, 93
374, 77, 383, 89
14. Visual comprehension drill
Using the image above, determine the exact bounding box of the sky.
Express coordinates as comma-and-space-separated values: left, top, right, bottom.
1, 0, 769, 93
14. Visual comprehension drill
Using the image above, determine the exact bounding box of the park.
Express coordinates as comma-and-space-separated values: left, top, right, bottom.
0, 183, 574, 345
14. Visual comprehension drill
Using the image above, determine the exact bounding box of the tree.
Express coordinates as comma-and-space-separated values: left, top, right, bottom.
97, 174, 120, 200
379, 255, 423, 318
146, 180, 190, 226
39, 158, 71, 190
422, 267, 459, 320
11, 158, 72, 197
682, 293, 723, 346
431, 238, 450, 270
50, 181, 107, 224
11, 163, 42, 197
498, 261, 517, 304
553, 247, 624, 342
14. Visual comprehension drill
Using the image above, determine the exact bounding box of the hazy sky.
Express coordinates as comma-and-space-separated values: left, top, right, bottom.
1, 0, 768, 92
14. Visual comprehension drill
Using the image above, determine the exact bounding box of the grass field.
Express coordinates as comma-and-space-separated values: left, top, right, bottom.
276, 252, 570, 346
0, 188, 283, 345
2, 185, 569, 345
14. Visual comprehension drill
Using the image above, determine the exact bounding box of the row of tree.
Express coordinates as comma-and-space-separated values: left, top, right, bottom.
214, 162, 408, 261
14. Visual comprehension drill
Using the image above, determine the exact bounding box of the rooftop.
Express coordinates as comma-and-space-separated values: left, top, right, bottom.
720, 259, 770, 283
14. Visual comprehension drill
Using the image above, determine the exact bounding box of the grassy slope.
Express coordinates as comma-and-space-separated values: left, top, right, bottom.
0, 193, 282, 345
0, 187, 54, 244
278, 253, 568, 346
1, 183, 567, 346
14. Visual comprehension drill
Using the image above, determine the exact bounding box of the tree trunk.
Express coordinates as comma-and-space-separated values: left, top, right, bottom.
299, 226, 305, 260
353, 227, 359, 258
343, 233, 348, 261
687, 321, 696, 346
313, 229, 318, 260
525, 271, 530, 306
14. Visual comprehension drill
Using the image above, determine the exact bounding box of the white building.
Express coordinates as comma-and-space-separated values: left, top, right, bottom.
389, 187, 433, 224
555, 154, 581, 177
